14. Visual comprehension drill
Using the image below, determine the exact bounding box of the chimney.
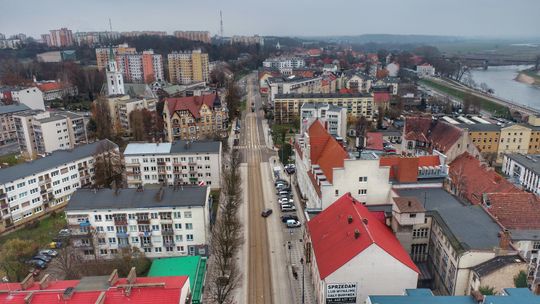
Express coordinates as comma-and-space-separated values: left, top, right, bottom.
107, 269, 119, 286
354, 229, 361, 239
94, 292, 106, 304
498, 229, 511, 251
408, 200, 412, 207
62, 287, 75, 300
347, 215, 353, 224
24, 292, 33, 304
20, 273, 35, 290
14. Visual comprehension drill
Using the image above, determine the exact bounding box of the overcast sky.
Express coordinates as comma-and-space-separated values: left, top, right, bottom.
1, 0, 539, 38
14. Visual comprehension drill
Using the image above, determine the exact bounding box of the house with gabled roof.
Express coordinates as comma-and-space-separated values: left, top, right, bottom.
163, 93, 228, 141
306, 193, 419, 303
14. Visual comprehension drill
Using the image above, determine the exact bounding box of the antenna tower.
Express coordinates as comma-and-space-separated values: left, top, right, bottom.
220, 10, 224, 37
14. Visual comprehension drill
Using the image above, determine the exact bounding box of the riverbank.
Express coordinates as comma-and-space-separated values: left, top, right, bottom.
516, 69, 540, 86
419, 79, 509, 115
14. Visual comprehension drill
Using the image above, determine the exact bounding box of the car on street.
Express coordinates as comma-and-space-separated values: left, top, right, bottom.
286, 219, 301, 228
281, 215, 299, 223
285, 167, 296, 175
261, 208, 273, 217
281, 204, 296, 212
278, 197, 294, 204
39, 249, 58, 257
27, 259, 47, 269
274, 179, 288, 186
33, 254, 52, 263
277, 190, 292, 197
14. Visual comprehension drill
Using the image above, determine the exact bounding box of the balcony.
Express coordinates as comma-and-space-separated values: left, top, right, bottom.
116, 231, 128, 238
0, 202, 7, 209
188, 162, 197, 166
157, 161, 166, 166
137, 218, 150, 224
114, 219, 128, 226
163, 241, 175, 247
161, 229, 174, 236
138, 231, 152, 237
0, 192, 6, 199
118, 243, 130, 249
141, 242, 152, 248
74, 243, 93, 249
125, 162, 140, 167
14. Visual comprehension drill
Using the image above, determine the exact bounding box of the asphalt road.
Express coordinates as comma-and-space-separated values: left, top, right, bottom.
243, 73, 274, 304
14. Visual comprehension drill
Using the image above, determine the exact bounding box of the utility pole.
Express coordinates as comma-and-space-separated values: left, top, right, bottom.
220, 10, 224, 38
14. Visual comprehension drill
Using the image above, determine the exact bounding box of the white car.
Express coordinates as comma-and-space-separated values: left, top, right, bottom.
286, 219, 301, 228
278, 198, 294, 204
281, 204, 296, 212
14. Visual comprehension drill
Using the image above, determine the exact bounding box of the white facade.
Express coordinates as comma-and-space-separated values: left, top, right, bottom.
345, 74, 373, 93
311, 244, 418, 303
10, 87, 45, 110
502, 154, 540, 195
267, 76, 323, 102
0, 140, 118, 233
106, 53, 125, 96
124, 142, 222, 189
386, 63, 400, 77
295, 132, 392, 211
263, 57, 306, 70
417, 64, 435, 78
13, 111, 88, 157
106, 95, 156, 134
65, 187, 210, 259
300, 103, 347, 138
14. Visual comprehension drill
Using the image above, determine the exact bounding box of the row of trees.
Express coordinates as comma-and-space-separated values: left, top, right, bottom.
207, 151, 243, 304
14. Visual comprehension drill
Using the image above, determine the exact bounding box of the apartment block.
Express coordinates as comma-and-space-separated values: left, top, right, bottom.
116, 50, 165, 83
274, 93, 374, 124
123, 141, 222, 189
502, 153, 540, 195
263, 57, 305, 70
95, 43, 137, 71
106, 95, 157, 135
173, 31, 211, 43
163, 94, 228, 141
300, 103, 347, 138
13, 110, 88, 157
0, 104, 29, 152
43, 28, 74, 47
65, 186, 210, 258
168, 50, 210, 84
267, 76, 323, 102
0, 140, 119, 233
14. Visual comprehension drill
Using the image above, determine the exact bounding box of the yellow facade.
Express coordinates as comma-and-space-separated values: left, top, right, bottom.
498, 124, 532, 157
167, 50, 209, 84
468, 131, 500, 153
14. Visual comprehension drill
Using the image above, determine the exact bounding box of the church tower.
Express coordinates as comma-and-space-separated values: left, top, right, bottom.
106, 46, 125, 95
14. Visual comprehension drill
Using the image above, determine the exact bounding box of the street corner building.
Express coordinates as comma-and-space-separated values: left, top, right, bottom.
65, 186, 211, 259
305, 193, 419, 304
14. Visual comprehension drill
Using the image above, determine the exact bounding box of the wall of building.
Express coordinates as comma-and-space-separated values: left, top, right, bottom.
12, 88, 45, 110
468, 263, 527, 295
498, 125, 531, 159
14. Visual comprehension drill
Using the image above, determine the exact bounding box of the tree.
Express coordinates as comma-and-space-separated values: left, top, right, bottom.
482, 152, 498, 167
0, 238, 37, 282
92, 96, 113, 140
210, 67, 227, 88
54, 239, 84, 279
111, 247, 151, 277
478, 285, 496, 295
376, 69, 389, 79
225, 80, 242, 120
93, 140, 123, 188
207, 151, 243, 304
514, 270, 528, 288
129, 109, 154, 141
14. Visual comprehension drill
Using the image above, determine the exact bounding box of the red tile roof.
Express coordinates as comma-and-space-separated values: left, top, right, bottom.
485, 193, 540, 229
339, 88, 352, 94
379, 155, 440, 182
308, 120, 347, 183
307, 193, 419, 279
366, 132, 384, 151
404, 117, 464, 154
449, 152, 520, 205
166, 94, 219, 119
36, 82, 65, 92
0, 276, 189, 304
418, 155, 440, 167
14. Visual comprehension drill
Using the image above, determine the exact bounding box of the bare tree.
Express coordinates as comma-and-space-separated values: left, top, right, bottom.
92, 96, 114, 140
55, 239, 84, 279
449, 163, 468, 198
93, 140, 123, 188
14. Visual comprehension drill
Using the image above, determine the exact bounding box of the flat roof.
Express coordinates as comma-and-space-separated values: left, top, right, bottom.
0, 140, 117, 185
0, 103, 30, 115
275, 92, 372, 99
124, 140, 220, 155
456, 123, 501, 132
148, 256, 206, 302
505, 154, 540, 176
66, 186, 208, 211
37, 114, 65, 123
397, 188, 501, 251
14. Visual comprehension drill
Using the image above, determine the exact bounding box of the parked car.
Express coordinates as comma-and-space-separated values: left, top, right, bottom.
33, 254, 52, 263
27, 259, 47, 269
58, 229, 71, 237
261, 208, 273, 217
285, 167, 296, 175
281, 205, 296, 212
277, 190, 292, 197
49, 241, 63, 249
39, 249, 58, 257
278, 197, 294, 204
281, 215, 299, 223
276, 183, 289, 190
274, 179, 288, 186
286, 219, 301, 228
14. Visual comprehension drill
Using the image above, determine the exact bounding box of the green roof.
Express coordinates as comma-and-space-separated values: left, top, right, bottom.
148, 256, 207, 303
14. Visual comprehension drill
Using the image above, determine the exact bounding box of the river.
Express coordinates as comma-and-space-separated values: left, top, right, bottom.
469, 65, 540, 110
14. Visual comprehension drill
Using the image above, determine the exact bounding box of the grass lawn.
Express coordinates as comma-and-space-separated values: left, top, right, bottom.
420, 79, 508, 114
271, 123, 297, 146
0, 153, 24, 166
0, 213, 67, 249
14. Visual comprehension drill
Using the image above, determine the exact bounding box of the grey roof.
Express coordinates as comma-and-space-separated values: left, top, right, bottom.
300, 102, 343, 111
472, 255, 524, 277
505, 154, 540, 176
397, 188, 501, 251
508, 229, 540, 241
124, 140, 220, 155
37, 114, 65, 123
66, 186, 208, 211
456, 123, 501, 132
0, 139, 117, 185
275, 92, 372, 99
0, 104, 30, 115
170, 140, 221, 154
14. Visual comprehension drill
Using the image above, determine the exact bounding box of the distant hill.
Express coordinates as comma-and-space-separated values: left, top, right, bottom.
302, 34, 464, 45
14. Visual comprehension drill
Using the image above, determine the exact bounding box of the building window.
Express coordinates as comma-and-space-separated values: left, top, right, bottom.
358, 189, 367, 195
533, 241, 540, 250
154, 247, 162, 253
358, 176, 367, 182
184, 211, 192, 218
185, 223, 193, 230
335, 190, 339, 197
94, 215, 102, 221
413, 228, 429, 239
186, 234, 194, 241
409, 213, 417, 218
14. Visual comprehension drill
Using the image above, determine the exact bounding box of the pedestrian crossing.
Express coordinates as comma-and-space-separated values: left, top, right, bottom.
234, 144, 267, 150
